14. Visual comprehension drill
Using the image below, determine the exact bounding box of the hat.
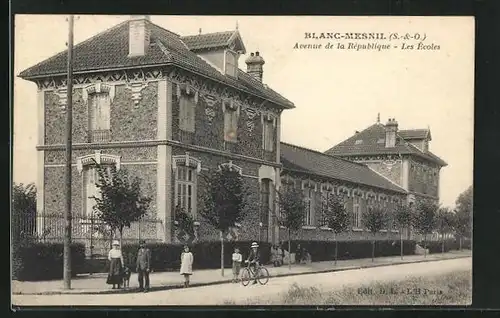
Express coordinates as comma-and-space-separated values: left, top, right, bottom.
112, 240, 120, 246
251, 242, 259, 248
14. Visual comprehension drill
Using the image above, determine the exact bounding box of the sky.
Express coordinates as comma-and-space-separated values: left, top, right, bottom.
13, 15, 474, 207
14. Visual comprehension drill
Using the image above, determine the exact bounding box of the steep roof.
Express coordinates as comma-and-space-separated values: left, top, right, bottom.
18, 20, 293, 109
325, 123, 447, 166
280, 142, 407, 194
181, 30, 246, 53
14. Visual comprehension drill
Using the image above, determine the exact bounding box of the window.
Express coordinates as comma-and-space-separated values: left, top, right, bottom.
263, 117, 275, 152
224, 102, 239, 143
260, 179, 272, 229
304, 188, 314, 226
353, 196, 361, 228
225, 51, 238, 77
175, 165, 197, 218
88, 93, 111, 142
179, 95, 196, 133
83, 165, 111, 217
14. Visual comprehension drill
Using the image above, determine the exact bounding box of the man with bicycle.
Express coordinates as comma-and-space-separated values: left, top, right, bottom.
245, 242, 261, 285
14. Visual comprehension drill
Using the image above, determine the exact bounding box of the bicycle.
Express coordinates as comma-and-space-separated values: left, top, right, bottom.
241, 260, 269, 286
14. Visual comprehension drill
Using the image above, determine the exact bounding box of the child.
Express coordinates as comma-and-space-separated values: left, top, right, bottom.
232, 247, 242, 283
180, 245, 194, 288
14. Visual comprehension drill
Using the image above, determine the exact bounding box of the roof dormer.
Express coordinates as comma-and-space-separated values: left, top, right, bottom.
181, 30, 246, 78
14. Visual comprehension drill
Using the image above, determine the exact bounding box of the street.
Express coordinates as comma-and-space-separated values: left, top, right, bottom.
12, 257, 471, 306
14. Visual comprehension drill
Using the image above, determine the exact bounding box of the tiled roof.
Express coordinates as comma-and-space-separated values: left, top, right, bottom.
324, 123, 447, 166
398, 129, 431, 141
181, 31, 235, 51
280, 142, 407, 194
18, 20, 293, 109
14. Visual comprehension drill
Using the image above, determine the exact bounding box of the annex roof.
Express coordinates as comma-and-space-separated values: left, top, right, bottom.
280, 142, 407, 194
18, 19, 293, 109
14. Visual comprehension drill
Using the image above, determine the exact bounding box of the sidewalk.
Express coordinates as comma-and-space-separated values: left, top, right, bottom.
12, 250, 471, 295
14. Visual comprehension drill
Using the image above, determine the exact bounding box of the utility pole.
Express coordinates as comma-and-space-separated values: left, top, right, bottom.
63, 14, 75, 290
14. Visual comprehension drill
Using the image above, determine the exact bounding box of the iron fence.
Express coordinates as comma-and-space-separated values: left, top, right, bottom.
13, 213, 164, 258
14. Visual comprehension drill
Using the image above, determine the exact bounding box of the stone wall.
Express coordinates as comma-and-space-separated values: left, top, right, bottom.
408, 158, 439, 198
43, 81, 158, 145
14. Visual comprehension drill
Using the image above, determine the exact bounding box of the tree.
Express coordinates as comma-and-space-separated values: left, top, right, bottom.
412, 200, 438, 258
12, 183, 37, 244
93, 166, 152, 247
277, 184, 306, 270
321, 193, 349, 265
454, 186, 473, 250
436, 207, 455, 253
199, 166, 248, 277
174, 205, 196, 244
393, 204, 413, 260
362, 206, 389, 262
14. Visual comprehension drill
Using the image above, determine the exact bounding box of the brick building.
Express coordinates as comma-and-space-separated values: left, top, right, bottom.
325, 115, 447, 206
18, 16, 446, 252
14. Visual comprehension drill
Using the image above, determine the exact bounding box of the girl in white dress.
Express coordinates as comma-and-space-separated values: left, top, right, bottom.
180, 245, 194, 288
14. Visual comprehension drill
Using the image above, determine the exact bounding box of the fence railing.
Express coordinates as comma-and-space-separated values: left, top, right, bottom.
13, 214, 164, 258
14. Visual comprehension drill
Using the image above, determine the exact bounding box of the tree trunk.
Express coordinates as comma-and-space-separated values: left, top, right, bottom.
441, 233, 445, 254
119, 227, 123, 248
459, 236, 462, 251
220, 230, 224, 277
288, 228, 291, 270
423, 234, 427, 258
400, 229, 403, 260
334, 233, 338, 266
371, 239, 375, 262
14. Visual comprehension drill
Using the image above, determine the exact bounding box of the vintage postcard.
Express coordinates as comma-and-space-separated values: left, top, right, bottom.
12, 15, 473, 307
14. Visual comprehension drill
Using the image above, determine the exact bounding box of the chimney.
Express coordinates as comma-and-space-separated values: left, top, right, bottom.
128, 15, 151, 58
245, 51, 265, 82
385, 118, 398, 148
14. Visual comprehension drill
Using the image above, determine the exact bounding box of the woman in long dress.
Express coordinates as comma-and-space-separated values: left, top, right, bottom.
180, 245, 194, 288
107, 240, 124, 289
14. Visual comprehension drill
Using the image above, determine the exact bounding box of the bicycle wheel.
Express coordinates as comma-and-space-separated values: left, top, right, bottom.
241, 267, 251, 286
257, 267, 269, 285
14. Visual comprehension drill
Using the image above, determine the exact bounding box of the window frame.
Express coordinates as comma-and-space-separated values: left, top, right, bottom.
174, 165, 198, 219
179, 93, 197, 133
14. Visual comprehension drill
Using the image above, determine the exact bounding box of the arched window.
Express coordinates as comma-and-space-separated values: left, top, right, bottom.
77, 151, 121, 217
353, 195, 361, 229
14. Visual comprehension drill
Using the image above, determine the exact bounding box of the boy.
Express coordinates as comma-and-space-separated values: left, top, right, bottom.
231, 247, 242, 283
246, 242, 260, 285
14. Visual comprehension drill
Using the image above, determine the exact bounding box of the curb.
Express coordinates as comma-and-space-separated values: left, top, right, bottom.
13, 254, 471, 296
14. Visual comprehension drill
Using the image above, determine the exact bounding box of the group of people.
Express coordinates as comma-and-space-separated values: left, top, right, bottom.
106, 240, 194, 292
105, 239, 319, 291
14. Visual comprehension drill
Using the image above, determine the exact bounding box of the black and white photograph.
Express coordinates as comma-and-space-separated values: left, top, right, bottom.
12, 15, 473, 306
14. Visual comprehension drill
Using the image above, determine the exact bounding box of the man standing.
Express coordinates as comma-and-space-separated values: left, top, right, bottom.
136, 240, 151, 292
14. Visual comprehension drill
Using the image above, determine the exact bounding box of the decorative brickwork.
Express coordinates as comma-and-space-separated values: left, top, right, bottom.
44, 147, 157, 165
110, 82, 158, 142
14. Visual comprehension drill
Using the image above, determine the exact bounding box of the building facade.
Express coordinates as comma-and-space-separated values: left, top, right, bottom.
19, 17, 447, 253
325, 116, 447, 206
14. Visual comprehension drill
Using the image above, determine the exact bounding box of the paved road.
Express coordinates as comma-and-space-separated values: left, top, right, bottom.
12, 257, 471, 306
